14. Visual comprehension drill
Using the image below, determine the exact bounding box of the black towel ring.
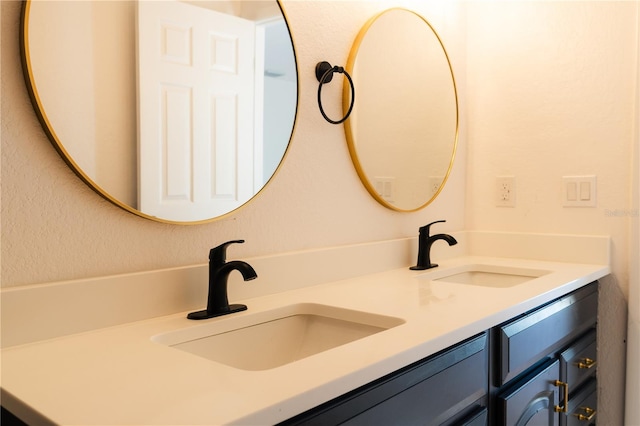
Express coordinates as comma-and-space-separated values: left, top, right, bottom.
315, 61, 355, 125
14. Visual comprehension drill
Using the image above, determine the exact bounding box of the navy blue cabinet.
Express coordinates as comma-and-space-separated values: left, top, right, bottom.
490, 282, 599, 426
560, 330, 598, 426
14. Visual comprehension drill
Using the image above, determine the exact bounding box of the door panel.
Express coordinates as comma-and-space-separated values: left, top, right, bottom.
137, 1, 256, 221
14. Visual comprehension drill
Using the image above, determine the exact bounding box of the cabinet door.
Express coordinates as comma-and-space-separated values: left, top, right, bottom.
496, 359, 560, 426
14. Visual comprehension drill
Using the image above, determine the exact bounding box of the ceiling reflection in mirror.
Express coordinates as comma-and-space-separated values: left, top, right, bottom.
345, 8, 458, 212
21, 0, 297, 224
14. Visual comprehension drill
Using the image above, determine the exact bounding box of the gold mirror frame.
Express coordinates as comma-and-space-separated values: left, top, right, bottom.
344, 8, 459, 212
20, 0, 298, 225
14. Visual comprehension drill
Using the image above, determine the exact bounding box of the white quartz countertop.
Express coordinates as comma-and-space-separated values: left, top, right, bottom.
1, 255, 609, 425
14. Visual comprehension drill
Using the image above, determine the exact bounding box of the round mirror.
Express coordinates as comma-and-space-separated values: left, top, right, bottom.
21, 0, 297, 224
344, 8, 458, 212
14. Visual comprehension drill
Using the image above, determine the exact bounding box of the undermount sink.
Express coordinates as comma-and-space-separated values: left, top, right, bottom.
152, 303, 404, 371
429, 264, 550, 288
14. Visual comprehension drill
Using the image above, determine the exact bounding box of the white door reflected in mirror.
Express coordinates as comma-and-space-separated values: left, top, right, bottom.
22, 0, 297, 223
138, 1, 257, 221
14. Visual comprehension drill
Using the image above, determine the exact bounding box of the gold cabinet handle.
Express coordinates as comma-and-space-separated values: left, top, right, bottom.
573, 406, 597, 421
576, 357, 597, 369
554, 380, 569, 413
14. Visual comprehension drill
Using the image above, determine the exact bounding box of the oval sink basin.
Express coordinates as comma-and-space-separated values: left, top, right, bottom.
429, 264, 550, 288
152, 304, 404, 371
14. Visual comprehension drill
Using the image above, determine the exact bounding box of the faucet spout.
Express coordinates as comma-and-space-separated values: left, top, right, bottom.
410, 221, 458, 270
431, 233, 458, 246
207, 260, 257, 314
188, 241, 257, 320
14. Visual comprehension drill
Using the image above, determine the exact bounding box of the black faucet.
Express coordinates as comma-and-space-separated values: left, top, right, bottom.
410, 220, 458, 270
187, 240, 257, 320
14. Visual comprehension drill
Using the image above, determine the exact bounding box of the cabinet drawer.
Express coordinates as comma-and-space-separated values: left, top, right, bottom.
343, 347, 487, 426
564, 378, 597, 426
281, 333, 488, 426
560, 329, 597, 390
496, 282, 598, 385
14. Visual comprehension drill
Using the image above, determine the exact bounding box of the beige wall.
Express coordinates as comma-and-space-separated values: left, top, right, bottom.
1, 0, 467, 288
466, 1, 636, 297
1, 0, 637, 424
464, 2, 638, 424
26, 1, 137, 206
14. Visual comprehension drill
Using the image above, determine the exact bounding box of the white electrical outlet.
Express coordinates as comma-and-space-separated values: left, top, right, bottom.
496, 176, 516, 207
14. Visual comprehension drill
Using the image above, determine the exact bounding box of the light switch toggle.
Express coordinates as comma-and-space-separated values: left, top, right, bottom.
563, 176, 596, 207
566, 182, 577, 201
580, 182, 591, 201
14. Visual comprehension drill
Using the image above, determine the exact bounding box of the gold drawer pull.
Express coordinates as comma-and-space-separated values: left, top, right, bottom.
573, 406, 597, 421
554, 380, 569, 413
576, 357, 597, 369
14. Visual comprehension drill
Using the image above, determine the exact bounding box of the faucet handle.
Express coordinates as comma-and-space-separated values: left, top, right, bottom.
419, 220, 446, 235
210, 240, 245, 266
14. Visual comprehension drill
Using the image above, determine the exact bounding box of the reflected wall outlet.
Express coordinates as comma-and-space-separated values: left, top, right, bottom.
563, 175, 596, 207
428, 176, 444, 197
496, 176, 516, 207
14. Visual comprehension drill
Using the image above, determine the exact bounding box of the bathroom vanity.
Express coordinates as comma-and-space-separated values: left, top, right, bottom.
0, 232, 609, 425
281, 282, 598, 426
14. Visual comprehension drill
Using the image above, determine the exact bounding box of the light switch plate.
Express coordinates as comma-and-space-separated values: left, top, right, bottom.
563, 176, 596, 207
374, 177, 395, 203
